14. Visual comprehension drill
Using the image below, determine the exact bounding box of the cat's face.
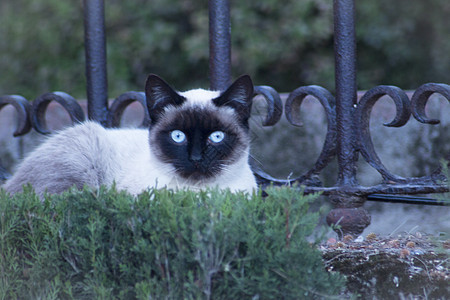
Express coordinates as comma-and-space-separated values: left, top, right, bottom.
145, 74, 253, 182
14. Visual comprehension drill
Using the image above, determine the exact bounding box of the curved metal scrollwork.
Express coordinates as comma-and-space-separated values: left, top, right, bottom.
0, 95, 32, 136
356, 85, 411, 183
254, 82, 450, 194
411, 83, 450, 125
250, 85, 283, 186
285, 86, 337, 180
356, 84, 450, 185
254, 85, 337, 187
32, 91, 85, 134
252, 85, 283, 126
107, 91, 148, 128
410, 83, 450, 178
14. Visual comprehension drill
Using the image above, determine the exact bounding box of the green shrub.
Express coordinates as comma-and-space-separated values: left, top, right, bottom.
0, 185, 345, 299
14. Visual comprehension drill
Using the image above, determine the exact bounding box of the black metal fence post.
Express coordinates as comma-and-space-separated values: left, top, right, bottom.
208, 0, 232, 91
83, 0, 109, 126
333, 0, 358, 187
326, 0, 371, 237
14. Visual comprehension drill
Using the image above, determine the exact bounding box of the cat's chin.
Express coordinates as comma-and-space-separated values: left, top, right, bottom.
177, 170, 219, 183
172, 161, 223, 181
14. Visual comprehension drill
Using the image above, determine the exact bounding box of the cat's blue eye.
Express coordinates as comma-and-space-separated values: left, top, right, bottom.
171, 130, 186, 143
209, 131, 225, 143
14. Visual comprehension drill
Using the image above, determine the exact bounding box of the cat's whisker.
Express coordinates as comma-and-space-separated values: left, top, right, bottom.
230, 148, 262, 166
247, 153, 263, 167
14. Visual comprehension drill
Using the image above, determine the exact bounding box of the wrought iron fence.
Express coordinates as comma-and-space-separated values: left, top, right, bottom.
0, 0, 448, 236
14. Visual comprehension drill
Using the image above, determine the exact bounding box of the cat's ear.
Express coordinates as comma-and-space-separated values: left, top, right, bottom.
145, 74, 186, 124
213, 75, 254, 124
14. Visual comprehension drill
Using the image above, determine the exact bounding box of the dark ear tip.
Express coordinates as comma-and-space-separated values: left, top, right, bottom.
236, 74, 253, 86
145, 73, 163, 85
146, 73, 159, 80
145, 74, 175, 94
234, 74, 254, 96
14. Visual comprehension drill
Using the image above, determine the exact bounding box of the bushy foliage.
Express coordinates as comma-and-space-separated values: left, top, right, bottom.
0, 186, 345, 299
0, 0, 448, 99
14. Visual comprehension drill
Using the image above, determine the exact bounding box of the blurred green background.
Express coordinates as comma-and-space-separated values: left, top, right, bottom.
0, 0, 448, 99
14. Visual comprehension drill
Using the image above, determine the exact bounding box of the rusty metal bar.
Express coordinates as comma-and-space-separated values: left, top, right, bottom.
333, 0, 358, 187
208, 0, 232, 91
83, 0, 109, 125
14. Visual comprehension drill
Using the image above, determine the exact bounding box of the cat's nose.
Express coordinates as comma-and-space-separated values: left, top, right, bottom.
189, 152, 202, 162
189, 148, 203, 162
189, 143, 203, 163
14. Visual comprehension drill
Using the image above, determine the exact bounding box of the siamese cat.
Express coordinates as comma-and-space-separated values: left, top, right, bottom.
3, 74, 257, 195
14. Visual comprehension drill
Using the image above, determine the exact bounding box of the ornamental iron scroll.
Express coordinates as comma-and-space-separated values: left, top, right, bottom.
32, 92, 86, 134
284, 86, 337, 185
411, 83, 450, 125
107, 92, 149, 128
254, 85, 338, 189
0, 95, 32, 136
410, 83, 450, 181
252, 85, 283, 127
355, 86, 412, 184
356, 85, 450, 186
